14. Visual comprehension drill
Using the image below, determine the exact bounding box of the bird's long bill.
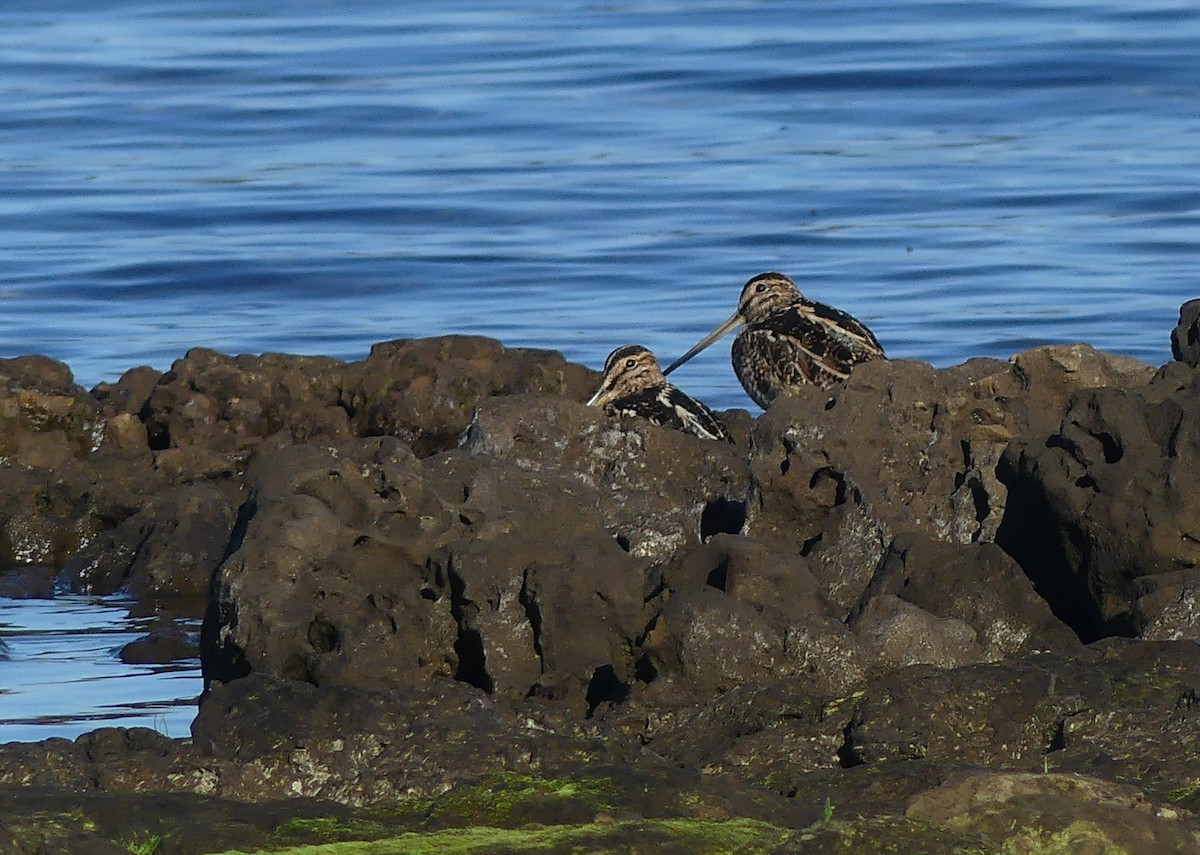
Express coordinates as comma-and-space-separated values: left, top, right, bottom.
662, 311, 745, 376
585, 385, 610, 407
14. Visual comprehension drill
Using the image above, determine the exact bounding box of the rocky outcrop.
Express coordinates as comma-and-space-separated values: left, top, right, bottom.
141, 348, 352, 458
5, 315, 1200, 854
343, 336, 597, 456
998, 360, 1200, 641
746, 347, 1152, 616
1171, 299, 1200, 366
849, 533, 1081, 667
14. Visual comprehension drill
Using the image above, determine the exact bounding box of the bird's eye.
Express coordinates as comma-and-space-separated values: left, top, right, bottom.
625, 358, 637, 369
755, 282, 767, 293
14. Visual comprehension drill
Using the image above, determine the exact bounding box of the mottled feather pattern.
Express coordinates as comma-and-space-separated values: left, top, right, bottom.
588, 344, 733, 442
665, 272, 886, 408
608, 386, 732, 443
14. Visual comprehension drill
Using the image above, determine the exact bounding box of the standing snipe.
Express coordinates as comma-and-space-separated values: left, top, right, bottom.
587, 344, 733, 443
663, 271, 885, 408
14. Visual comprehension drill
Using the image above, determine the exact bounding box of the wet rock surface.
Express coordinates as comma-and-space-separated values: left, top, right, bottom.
1, 325, 1199, 853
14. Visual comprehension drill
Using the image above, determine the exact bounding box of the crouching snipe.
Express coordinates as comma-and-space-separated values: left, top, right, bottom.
587, 344, 733, 443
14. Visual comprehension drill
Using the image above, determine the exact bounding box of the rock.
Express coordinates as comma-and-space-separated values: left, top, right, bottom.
998, 364, 1200, 641
1171, 298, 1200, 366
906, 770, 1200, 855
641, 586, 866, 703
851, 533, 1081, 661
657, 534, 833, 623
0, 563, 56, 598
343, 336, 597, 457
0, 356, 103, 466
2, 330, 1198, 854
203, 436, 646, 713
849, 594, 985, 670
1134, 569, 1200, 640
64, 482, 240, 601
1050, 639, 1200, 797
461, 394, 751, 563
141, 348, 352, 458
747, 347, 1152, 617
119, 626, 199, 664
423, 453, 647, 709
190, 673, 640, 804
202, 438, 459, 691
0, 462, 98, 570
90, 365, 162, 418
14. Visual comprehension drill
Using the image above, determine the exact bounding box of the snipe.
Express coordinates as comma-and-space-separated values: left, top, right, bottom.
663, 271, 885, 408
587, 344, 733, 443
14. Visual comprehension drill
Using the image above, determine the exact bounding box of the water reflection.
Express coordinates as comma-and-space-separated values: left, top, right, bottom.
0, 596, 200, 744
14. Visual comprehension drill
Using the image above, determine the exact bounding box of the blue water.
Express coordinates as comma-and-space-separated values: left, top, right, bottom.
0, 596, 199, 744
1, 0, 1198, 740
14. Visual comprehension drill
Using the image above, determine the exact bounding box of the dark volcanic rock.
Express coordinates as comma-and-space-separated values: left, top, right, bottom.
141, 348, 352, 458
849, 594, 986, 670
65, 482, 240, 600
119, 626, 199, 665
850, 533, 1081, 664
0, 355, 103, 466
461, 393, 751, 563
636, 536, 863, 705
998, 362, 1200, 641
0, 563, 56, 598
203, 435, 646, 712
658, 534, 833, 622
634, 639, 1200, 807
1134, 569, 1200, 640
189, 674, 634, 803
0, 357, 107, 569
343, 336, 597, 456
202, 438, 459, 691
1171, 298, 1200, 366
905, 770, 1200, 855
747, 347, 1152, 617
5, 328, 1200, 854
90, 365, 162, 418
641, 586, 866, 702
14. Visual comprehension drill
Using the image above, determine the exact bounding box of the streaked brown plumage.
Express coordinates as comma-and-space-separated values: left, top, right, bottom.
663, 271, 885, 408
587, 344, 733, 443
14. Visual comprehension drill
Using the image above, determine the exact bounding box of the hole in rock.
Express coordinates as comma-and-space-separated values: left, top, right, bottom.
836, 726, 864, 769
995, 468, 1113, 644
585, 664, 630, 718
700, 498, 746, 540
448, 562, 494, 694
968, 476, 989, 530
1045, 716, 1067, 753
780, 457, 791, 475
519, 571, 544, 662
143, 410, 171, 450
222, 499, 256, 560
615, 534, 632, 553
634, 654, 658, 684
706, 558, 729, 592
809, 467, 847, 507
1093, 430, 1122, 464
453, 627, 493, 694
799, 532, 822, 557
306, 616, 340, 654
